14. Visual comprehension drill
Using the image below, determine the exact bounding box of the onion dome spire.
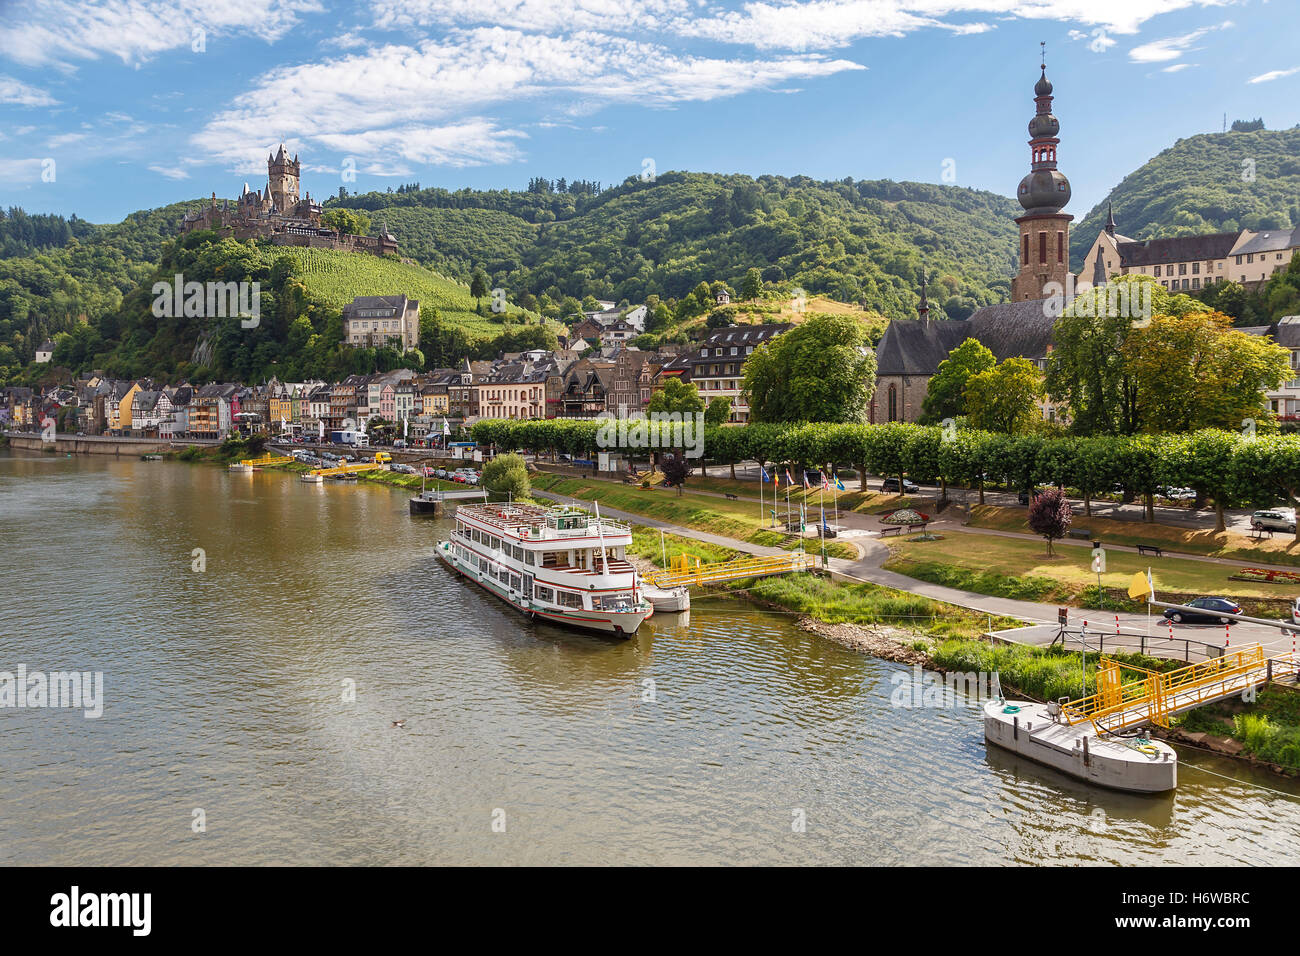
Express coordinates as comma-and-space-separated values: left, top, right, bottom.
1016, 44, 1071, 216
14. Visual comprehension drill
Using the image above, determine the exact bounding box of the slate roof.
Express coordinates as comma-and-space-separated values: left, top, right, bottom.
1231, 227, 1300, 257
875, 299, 1056, 377
1115, 233, 1239, 268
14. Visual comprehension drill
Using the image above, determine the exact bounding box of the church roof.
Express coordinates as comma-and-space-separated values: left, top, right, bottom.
875, 299, 1056, 377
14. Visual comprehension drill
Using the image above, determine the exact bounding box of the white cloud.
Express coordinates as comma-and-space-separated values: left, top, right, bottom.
0, 74, 58, 106
1248, 66, 1300, 84
372, 0, 692, 33
148, 164, 191, 180
1128, 19, 1232, 63
1161, 62, 1193, 72
192, 28, 863, 171
0, 0, 324, 68
0, 158, 49, 182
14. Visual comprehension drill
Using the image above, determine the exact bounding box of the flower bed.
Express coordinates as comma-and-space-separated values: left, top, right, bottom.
1235, 567, 1300, 584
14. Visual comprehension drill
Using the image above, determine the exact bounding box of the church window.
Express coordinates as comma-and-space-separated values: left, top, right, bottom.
887, 385, 898, 422
1057, 232, 1064, 263
1038, 232, 1047, 265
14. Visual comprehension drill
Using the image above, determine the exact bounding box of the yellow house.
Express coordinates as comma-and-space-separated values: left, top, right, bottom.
113, 382, 141, 434
421, 386, 449, 417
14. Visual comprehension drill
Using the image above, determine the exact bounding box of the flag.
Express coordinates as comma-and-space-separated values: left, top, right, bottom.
760, 465, 770, 482
803, 472, 811, 489
785, 468, 794, 485
1128, 570, 1154, 602
822, 474, 831, 491
834, 475, 845, 492
442, 418, 450, 437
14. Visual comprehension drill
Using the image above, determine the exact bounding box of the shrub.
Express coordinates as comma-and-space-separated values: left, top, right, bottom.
481, 452, 530, 500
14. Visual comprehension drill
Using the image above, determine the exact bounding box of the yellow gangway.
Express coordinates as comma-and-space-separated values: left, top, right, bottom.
310, 461, 386, 478
1057, 645, 1297, 734
240, 454, 295, 467
646, 552, 815, 589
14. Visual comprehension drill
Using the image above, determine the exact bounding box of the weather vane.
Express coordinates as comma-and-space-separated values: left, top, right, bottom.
1040, 40, 1046, 68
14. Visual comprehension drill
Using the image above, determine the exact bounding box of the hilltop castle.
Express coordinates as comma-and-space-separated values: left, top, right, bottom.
180, 145, 398, 257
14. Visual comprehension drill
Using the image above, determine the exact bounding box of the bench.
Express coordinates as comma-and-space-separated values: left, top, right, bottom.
1067, 529, 1093, 540
1136, 544, 1164, 557
724, 493, 739, 500
879, 526, 903, 537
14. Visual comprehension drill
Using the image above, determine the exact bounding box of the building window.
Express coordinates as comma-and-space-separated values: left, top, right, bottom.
1179, 263, 1187, 275
1154, 265, 1161, 277
1038, 232, 1047, 265
1057, 231, 1064, 264
1022, 234, 1029, 265
887, 384, 898, 422
1193, 262, 1200, 274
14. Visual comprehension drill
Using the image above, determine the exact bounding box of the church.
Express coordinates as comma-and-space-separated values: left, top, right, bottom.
870, 58, 1070, 425
180, 145, 399, 258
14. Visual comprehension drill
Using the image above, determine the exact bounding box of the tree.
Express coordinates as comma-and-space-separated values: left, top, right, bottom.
646, 377, 704, 415
742, 314, 876, 423
1122, 310, 1290, 432
321, 208, 371, 237
660, 452, 692, 495
1027, 487, 1072, 555
741, 267, 763, 300
964, 357, 1043, 434
481, 452, 530, 500
470, 269, 490, 311
705, 396, 731, 426
919, 337, 995, 424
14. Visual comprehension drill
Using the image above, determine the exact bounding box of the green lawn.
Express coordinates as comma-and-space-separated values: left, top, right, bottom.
970, 504, 1300, 567
884, 530, 1299, 616
531, 472, 860, 560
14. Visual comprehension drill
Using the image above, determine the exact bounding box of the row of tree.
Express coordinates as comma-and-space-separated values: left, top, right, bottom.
470, 417, 1300, 537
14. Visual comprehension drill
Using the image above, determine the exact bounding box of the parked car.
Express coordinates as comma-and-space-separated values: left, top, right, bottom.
435, 468, 447, 478
1251, 509, 1296, 533
881, 477, 920, 494
1018, 486, 1045, 505
1292, 597, 1300, 627
1163, 597, 1241, 625
1157, 486, 1196, 501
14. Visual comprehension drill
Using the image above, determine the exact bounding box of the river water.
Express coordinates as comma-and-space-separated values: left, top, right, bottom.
1, 450, 1298, 865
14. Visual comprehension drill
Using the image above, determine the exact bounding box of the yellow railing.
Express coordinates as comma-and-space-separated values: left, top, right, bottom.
239, 454, 295, 467
309, 461, 385, 478
646, 552, 815, 589
1059, 645, 1277, 732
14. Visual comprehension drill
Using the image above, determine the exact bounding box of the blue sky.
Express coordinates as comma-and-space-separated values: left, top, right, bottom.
1, 0, 1297, 226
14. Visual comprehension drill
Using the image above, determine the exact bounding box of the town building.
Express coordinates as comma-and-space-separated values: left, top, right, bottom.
342, 295, 420, 352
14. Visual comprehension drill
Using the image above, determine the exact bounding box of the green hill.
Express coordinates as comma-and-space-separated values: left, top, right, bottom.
1071, 126, 1300, 262
331, 171, 1024, 323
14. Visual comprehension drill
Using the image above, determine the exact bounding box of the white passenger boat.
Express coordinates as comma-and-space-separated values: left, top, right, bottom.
437, 502, 653, 637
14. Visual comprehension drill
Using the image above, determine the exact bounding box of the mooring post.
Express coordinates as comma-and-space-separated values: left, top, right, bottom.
1013, 716, 1018, 741
1082, 734, 1090, 767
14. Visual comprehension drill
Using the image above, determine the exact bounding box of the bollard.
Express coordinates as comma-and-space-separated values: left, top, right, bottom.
1013, 716, 1018, 741
1115, 614, 1120, 636
1082, 734, 1090, 767
1225, 621, 1230, 649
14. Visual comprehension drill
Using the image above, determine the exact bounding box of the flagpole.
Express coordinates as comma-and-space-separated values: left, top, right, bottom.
820, 482, 826, 568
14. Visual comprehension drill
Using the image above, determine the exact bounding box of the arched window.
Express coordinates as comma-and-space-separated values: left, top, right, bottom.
888, 384, 898, 422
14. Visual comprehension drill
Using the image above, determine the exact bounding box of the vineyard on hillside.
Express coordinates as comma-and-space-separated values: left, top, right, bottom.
274, 246, 540, 337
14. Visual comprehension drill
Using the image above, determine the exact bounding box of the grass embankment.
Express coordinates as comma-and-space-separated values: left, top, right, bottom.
627, 527, 738, 568
970, 504, 1300, 567
1176, 689, 1300, 770
618, 471, 922, 515
531, 472, 860, 560
929, 639, 1184, 703
884, 530, 1300, 617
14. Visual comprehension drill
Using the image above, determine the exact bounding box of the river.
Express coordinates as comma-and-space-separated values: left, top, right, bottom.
1, 449, 1298, 865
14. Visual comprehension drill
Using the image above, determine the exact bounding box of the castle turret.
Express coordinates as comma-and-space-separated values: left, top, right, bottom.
268, 143, 300, 216
1011, 48, 1073, 302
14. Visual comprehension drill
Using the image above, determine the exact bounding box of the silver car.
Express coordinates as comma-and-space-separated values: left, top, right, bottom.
1252, 509, 1296, 533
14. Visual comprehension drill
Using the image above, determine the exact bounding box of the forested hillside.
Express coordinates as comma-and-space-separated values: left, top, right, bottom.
328, 171, 1023, 323
1072, 126, 1300, 261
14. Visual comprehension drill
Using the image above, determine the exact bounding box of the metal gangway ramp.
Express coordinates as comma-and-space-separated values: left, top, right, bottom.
240, 454, 295, 467
645, 552, 815, 589
310, 461, 386, 478
1058, 645, 1300, 734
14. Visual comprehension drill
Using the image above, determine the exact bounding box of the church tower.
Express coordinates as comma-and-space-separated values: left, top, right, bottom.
267, 144, 300, 215
1011, 52, 1072, 301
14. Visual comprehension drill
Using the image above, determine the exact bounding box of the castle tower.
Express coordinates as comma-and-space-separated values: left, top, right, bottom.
1011, 51, 1073, 301
267, 144, 300, 215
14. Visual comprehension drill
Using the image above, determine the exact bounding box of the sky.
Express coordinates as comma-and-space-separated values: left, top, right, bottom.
1, 0, 1298, 226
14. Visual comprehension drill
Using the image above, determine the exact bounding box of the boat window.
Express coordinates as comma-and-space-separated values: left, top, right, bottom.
542, 552, 564, 568
534, 584, 554, 603
510, 575, 522, 592
557, 590, 585, 609
524, 551, 535, 566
